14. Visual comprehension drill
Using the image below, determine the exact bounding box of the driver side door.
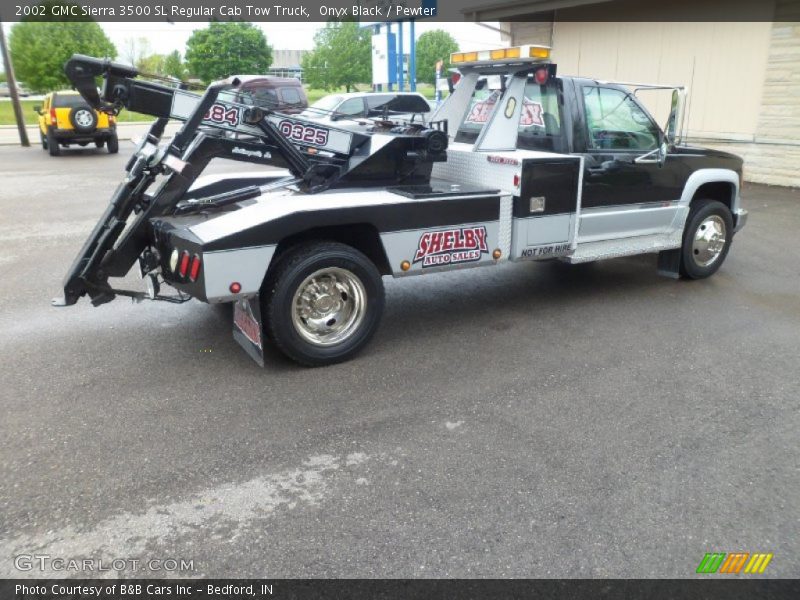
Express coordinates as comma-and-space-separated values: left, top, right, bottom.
578, 85, 686, 242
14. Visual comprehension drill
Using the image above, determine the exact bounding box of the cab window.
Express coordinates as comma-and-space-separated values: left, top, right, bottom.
279, 87, 302, 106
454, 75, 563, 152
582, 86, 660, 151
241, 87, 279, 110
336, 98, 366, 118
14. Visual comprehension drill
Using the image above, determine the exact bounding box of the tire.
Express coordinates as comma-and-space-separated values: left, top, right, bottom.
95, 139, 105, 149
69, 106, 97, 133
262, 241, 385, 366
679, 199, 734, 279
46, 130, 60, 156
40, 130, 47, 150
106, 133, 119, 154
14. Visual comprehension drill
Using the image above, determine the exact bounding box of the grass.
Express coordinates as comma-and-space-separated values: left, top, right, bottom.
0, 84, 443, 125
0, 99, 158, 126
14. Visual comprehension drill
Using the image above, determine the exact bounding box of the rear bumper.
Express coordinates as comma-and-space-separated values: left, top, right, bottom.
51, 127, 115, 142
733, 208, 748, 233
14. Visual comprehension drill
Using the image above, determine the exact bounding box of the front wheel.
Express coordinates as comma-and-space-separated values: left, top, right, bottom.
262, 242, 385, 366
680, 199, 734, 279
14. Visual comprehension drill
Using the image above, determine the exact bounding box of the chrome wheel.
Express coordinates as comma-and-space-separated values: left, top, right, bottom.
74, 109, 94, 128
691, 215, 727, 267
291, 267, 367, 347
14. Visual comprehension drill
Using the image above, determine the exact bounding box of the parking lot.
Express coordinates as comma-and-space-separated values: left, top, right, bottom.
0, 143, 798, 578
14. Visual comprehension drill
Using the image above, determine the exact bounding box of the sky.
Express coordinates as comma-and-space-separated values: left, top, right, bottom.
98, 21, 504, 57
1, 20, 505, 75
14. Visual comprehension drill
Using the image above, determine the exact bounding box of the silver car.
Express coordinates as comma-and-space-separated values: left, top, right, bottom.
300, 91, 431, 128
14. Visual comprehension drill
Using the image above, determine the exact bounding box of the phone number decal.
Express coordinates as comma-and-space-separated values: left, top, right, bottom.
278, 120, 329, 147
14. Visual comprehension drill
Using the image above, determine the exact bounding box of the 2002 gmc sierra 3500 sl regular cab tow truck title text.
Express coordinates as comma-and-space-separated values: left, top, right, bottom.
54, 46, 747, 367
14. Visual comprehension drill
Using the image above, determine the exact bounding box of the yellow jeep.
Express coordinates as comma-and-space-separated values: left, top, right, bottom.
35, 90, 118, 156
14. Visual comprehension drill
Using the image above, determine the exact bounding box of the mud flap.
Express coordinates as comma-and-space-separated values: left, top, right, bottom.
657, 248, 682, 279
232, 295, 265, 367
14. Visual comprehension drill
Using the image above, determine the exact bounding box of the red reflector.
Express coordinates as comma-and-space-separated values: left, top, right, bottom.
188, 254, 202, 282
229, 282, 242, 294
513, 174, 520, 187
178, 251, 190, 277
534, 68, 549, 85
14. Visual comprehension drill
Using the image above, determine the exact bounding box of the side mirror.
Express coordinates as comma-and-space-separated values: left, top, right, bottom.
33, 105, 41, 113
663, 89, 680, 146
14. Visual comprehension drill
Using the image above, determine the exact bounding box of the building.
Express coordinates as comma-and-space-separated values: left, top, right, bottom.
463, 0, 800, 186
269, 49, 307, 80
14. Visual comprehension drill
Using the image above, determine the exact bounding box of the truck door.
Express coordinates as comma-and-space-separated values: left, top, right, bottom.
576, 84, 686, 242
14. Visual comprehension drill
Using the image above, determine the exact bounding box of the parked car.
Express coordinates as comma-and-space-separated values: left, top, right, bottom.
0, 82, 30, 97
233, 75, 307, 114
34, 91, 118, 156
300, 92, 431, 127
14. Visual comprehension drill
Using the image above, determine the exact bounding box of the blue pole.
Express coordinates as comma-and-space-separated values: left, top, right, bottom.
398, 20, 404, 91
409, 20, 416, 92
386, 22, 393, 91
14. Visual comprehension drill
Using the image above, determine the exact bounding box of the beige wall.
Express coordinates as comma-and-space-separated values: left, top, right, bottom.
506, 0, 800, 187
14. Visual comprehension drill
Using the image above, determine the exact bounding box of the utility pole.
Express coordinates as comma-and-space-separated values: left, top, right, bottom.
0, 21, 30, 147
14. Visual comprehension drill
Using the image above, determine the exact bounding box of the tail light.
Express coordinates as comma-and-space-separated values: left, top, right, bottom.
109, 115, 116, 125
188, 254, 202, 282
534, 68, 549, 85
178, 251, 190, 278
49, 108, 57, 126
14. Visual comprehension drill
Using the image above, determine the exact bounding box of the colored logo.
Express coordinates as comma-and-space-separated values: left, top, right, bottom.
696, 552, 773, 574
413, 226, 488, 268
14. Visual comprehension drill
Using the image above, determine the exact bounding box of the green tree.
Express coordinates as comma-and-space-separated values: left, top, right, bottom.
302, 22, 371, 92
415, 30, 459, 85
185, 22, 272, 83
163, 50, 186, 80
8, 3, 116, 92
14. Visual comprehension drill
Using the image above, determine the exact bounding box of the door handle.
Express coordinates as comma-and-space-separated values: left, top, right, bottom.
587, 160, 622, 176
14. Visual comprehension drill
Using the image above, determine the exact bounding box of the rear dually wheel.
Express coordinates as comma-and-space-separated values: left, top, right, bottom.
262, 242, 385, 366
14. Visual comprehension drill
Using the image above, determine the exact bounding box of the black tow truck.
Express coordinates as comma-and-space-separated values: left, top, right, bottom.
55, 46, 746, 366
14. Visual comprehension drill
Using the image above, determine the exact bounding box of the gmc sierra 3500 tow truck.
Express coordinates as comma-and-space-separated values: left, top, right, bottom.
55, 46, 747, 366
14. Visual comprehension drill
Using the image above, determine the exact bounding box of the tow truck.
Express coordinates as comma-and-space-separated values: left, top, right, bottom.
55, 46, 747, 366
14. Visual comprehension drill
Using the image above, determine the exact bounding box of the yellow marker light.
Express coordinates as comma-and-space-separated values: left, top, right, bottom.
451, 52, 464, 63
463, 52, 479, 62
505, 47, 521, 58
490, 49, 506, 60
530, 47, 550, 59
401, 260, 411, 272
492, 249, 502, 260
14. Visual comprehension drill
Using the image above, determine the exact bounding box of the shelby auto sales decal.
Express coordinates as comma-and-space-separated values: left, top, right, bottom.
233, 299, 262, 350
466, 92, 544, 127
414, 226, 488, 268
277, 120, 329, 146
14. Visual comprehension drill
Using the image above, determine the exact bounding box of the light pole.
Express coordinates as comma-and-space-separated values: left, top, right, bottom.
0, 21, 30, 147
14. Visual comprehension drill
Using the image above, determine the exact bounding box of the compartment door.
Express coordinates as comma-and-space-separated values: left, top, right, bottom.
513, 159, 581, 260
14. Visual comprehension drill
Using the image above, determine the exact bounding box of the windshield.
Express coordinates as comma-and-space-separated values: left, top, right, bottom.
303, 95, 344, 117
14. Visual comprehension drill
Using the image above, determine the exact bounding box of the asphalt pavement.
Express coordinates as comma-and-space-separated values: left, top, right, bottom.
0, 144, 798, 578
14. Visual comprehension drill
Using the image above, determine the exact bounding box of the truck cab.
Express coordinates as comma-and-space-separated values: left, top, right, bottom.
431, 47, 746, 267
